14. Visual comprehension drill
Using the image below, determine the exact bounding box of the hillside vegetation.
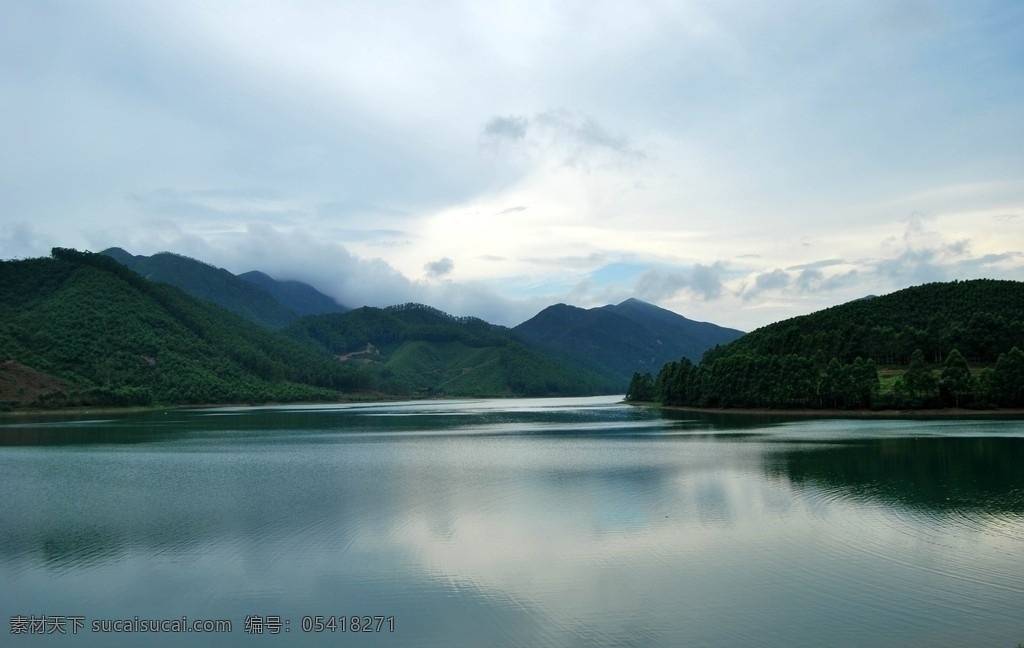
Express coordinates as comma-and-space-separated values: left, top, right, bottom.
0, 250, 619, 408
0, 249, 371, 408
628, 280, 1024, 410
102, 248, 346, 328
286, 304, 620, 397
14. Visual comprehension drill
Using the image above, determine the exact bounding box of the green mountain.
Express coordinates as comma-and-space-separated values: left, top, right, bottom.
0, 249, 371, 408
101, 248, 345, 328
286, 304, 620, 397
513, 298, 744, 390
238, 270, 347, 317
635, 279, 1024, 410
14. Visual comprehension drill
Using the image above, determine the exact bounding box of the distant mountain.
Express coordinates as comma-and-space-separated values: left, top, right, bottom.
285, 303, 620, 397
513, 298, 744, 389
101, 248, 346, 329
238, 270, 347, 317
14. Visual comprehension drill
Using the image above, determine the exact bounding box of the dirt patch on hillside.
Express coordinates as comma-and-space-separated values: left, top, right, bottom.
0, 360, 74, 407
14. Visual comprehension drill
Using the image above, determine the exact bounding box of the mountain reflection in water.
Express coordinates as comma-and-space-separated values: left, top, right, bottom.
2, 398, 1023, 648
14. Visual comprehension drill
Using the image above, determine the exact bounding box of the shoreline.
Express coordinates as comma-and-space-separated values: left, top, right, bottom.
0, 392, 399, 419
6, 397, 1024, 421
649, 403, 1024, 419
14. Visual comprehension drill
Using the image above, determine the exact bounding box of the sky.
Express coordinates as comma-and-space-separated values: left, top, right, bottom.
2, 1, 1024, 331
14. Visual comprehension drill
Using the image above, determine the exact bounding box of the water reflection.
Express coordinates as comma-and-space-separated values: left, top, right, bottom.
770, 436, 1024, 515
2, 399, 1024, 647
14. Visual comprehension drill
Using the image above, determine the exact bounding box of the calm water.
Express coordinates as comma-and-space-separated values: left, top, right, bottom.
2, 396, 1023, 647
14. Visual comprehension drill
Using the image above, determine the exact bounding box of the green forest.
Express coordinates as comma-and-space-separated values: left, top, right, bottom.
0, 249, 371, 408
627, 280, 1024, 410
5, 250, 1023, 411
286, 303, 619, 397
0, 249, 614, 409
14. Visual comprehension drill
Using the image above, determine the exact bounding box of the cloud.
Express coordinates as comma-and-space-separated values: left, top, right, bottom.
795, 267, 859, 293
316, 201, 409, 219
424, 257, 454, 279
742, 268, 791, 300
786, 258, 845, 271
874, 247, 946, 284
0, 221, 52, 260
481, 115, 529, 143
333, 229, 410, 243
873, 215, 973, 285
3, 1, 1023, 335
534, 109, 646, 161
634, 262, 725, 302
783, 257, 863, 294
479, 109, 645, 165
127, 187, 304, 227
690, 264, 725, 300
795, 267, 823, 292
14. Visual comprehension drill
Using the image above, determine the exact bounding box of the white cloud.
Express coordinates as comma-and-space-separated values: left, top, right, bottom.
2, 0, 1024, 332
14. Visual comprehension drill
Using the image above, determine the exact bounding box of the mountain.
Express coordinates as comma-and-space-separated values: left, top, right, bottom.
642, 279, 1024, 410
101, 248, 345, 328
285, 303, 620, 397
513, 298, 744, 389
0, 249, 371, 408
702, 279, 1024, 365
0, 248, 624, 408
238, 270, 347, 317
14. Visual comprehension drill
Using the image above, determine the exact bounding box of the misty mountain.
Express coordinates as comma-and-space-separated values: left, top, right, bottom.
514, 298, 744, 389
102, 248, 345, 329
238, 270, 348, 317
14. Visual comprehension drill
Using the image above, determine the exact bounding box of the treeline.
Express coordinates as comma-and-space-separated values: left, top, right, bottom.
627, 280, 1024, 410
628, 346, 1024, 409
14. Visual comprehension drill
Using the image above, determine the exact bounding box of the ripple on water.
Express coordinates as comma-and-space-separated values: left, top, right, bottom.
790, 477, 1024, 637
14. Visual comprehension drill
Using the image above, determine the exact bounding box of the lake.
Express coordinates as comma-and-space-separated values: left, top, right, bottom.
2, 396, 1023, 647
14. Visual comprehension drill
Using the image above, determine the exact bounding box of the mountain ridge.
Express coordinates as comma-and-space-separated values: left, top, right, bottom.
1, 247, 749, 407
513, 298, 744, 390
285, 303, 620, 397
101, 248, 346, 329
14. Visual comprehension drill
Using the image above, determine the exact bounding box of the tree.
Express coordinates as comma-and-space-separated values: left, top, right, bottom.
850, 357, 880, 409
939, 348, 973, 407
819, 357, 853, 408
903, 349, 938, 406
993, 347, 1024, 406
625, 372, 656, 402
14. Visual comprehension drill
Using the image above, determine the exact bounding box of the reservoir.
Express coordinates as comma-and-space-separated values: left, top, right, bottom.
2, 396, 1023, 646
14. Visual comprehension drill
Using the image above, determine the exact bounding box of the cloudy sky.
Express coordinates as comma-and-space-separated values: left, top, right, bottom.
3, 1, 1023, 330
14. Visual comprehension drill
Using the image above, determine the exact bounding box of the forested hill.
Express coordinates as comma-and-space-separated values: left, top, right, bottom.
629, 280, 1024, 410
0, 249, 371, 408
286, 304, 621, 397
101, 248, 346, 328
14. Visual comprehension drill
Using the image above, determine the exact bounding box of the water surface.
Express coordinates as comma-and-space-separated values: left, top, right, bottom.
2, 397, 1023, 646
